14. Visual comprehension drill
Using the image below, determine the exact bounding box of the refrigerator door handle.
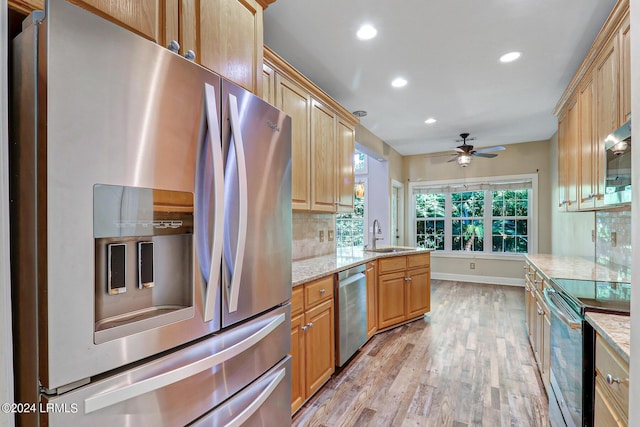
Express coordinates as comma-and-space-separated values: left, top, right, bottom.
83, 312, 286, 414
225, 94, 248, 313
195, 82, 225, 322
222, 367, 286, 427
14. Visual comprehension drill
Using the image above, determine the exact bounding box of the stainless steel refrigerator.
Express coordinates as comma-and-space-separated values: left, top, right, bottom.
10, 1, 292, 425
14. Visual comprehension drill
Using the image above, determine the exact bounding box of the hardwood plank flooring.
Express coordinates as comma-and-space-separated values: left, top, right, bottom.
292, 280, 550, 427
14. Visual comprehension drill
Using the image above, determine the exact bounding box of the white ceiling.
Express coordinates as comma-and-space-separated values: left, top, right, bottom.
263, 0, 617, 156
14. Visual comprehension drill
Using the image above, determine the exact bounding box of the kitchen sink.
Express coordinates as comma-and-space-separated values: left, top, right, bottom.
365, 247, 414, 253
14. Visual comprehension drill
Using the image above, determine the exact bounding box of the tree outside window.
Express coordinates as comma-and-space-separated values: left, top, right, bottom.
451, 191, 484, 251
415, 193, 445, 250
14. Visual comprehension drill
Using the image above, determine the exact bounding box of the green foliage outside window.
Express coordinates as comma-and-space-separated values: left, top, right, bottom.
336, 191, 365, 248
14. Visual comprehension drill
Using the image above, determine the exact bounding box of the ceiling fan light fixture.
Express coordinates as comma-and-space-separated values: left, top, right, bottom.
457, 154, 472, 167
356, 24, 377, 40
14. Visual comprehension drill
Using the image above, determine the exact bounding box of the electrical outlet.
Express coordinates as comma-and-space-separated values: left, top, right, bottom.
328, 230, 334, 241
319, 230, 324, 242
470, 262, 476, 270
611, 232, 617, 247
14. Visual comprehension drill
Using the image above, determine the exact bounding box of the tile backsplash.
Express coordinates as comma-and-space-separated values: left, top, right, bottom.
595, 207, 631, 279
292, 212, 336, 260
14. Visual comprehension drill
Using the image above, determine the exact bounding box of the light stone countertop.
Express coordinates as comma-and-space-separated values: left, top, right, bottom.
292, 246, 433, 287
585, 312, 630, 365
524, 254, 630, 283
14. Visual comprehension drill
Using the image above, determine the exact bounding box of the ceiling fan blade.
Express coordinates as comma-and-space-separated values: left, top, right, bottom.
473, 152, 498, 158
474, 145, 506, 154
447, 156, 459, 162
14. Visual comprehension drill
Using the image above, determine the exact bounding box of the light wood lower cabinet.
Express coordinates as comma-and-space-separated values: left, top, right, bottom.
365, 260, 377, 339
594, 333, 629, 426
524, 262, 550, 391
290, 275, 335, 414
377, 253, 431, 330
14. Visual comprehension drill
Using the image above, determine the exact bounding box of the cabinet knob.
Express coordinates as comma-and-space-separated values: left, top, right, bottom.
301, 325, 308, 331
524, 285, 530, 292
307, 322, 313, 328
319, 289, 326, 294
605, 374, 621, 385
405, 277, 412, 281
168, 40, 180, 52
537, 308, 544, 316
184, 50, 196, 61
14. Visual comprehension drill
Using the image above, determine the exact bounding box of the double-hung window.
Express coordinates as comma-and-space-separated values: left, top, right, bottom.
411, 175, 535, 254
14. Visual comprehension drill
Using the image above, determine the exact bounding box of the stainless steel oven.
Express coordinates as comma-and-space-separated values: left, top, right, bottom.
544, 278, 631, 427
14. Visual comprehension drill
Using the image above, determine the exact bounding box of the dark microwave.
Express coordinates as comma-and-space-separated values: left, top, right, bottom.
604, 120, 631, 205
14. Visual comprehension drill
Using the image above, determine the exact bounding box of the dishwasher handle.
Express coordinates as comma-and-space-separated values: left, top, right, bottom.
338, 272, 366, 288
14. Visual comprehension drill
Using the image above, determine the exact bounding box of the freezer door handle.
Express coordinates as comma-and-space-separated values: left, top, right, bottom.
83, 312, 285, 414
195, 82, 224, 322
222, 367, 286, 427
225, 94, 248, 313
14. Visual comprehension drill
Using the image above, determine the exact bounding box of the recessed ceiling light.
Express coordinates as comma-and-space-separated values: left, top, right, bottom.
352, 110, 368, 118
356, 24, 377, 40
424, 118, 437, 124
499, 52, 521, 63
391, 77, 407, 88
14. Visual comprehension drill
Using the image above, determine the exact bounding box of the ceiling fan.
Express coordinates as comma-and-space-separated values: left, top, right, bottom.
448, 133, 506, 167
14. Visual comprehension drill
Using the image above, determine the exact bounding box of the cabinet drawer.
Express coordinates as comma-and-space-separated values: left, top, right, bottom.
378, 256, 406, 274
407, 253, 429, 269
305, 275, 334, 309
291, 286, 304, 317
595, 375, 628, 426
595, 335, 629, 419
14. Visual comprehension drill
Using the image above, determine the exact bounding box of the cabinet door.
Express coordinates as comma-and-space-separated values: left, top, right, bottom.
528, 288, 538, 349
565, 97, 579, 211
578, 75, 597, 210
542, 311, 551, 390
336, 118, 355, 212
305, 299, 335, 397
199, 0, 263, 93
618, 14, 631, 125
310, 100, 337, 212
594, 378, 626, 427
406, 267, 430, 318
595, 36, 620, 148
524, 283, 532, 335
290, 313, 305, 414
534, 298, 545, 368
276, 75, 311, 210
557, 110, 569, 211
365, 261, 377, 339
377, 271, 406, 329
70, 0, 162, 43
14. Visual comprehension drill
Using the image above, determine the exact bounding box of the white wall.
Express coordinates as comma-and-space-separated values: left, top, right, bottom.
366, 157, 390, 247
1, 0, 15, 425
628, 0, 639, 425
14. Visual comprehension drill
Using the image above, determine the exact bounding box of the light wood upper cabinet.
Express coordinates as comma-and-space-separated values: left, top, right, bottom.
275, 74, 311, 210
554, 0, 629, 212
71, 0, 162, 42
618, 14, 631, 125
336, 118, 355, 212
264, 46, 359, 213
310, 99, 337, 212
199, 0, 263, 93
261, 62, 275, 104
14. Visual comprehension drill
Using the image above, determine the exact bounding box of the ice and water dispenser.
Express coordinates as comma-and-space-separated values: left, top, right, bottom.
94, 184, 194, 344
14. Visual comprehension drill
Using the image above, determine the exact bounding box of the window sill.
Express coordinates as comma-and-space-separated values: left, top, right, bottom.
430, 251, 526, 261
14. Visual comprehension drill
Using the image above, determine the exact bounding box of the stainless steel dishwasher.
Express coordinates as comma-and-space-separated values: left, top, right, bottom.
335, 264, 368, 367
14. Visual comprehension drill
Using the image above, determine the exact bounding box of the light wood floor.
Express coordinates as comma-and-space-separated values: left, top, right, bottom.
292, 280, 550, 427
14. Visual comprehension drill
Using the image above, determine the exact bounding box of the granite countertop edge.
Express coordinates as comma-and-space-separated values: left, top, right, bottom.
292, 247, 433, 287
585, 312, 630, 365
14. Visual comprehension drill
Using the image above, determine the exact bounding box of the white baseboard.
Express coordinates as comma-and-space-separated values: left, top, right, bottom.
432, 272, 524, 287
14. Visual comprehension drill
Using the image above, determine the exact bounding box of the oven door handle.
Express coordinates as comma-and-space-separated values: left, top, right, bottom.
543, 288, 582, 329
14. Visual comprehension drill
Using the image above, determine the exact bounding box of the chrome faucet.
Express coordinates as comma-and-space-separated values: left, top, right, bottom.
372, 219, 383, 249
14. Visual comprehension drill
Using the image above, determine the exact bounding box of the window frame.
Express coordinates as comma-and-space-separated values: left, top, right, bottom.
408, 174, 538, 257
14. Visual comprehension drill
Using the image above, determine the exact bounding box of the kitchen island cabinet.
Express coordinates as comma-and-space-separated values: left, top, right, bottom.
290, 275, 335, 414
594, 333, 629, 426
523, 262, 551, 391
377, 253, 430, 329
365, 260, 377, 339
